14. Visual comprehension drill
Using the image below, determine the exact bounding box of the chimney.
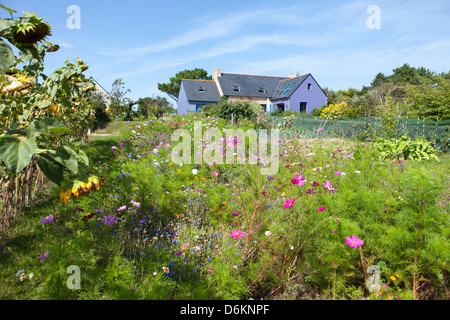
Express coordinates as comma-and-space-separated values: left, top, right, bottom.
214, 68, 222, 80
213, 68, 224, 96
288, 73, 298, 78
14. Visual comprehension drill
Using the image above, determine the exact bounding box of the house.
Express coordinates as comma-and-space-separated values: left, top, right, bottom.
270, 73, 327, 114
89, 77, 112, 107
177, 79, 220, 115
176, 69, 327, 115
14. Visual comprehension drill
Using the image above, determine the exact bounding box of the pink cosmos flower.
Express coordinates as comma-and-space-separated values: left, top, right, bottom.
346, 235, 364, 248
317, 207, 327, 212
335, 171, 343, 176
322, 180, 337, 194
212, 172, 218, 176
291, 174, 305, 186
152, 148, 158, 154
317, 127, 322, 134
230, 229, 244, 239
111, 146, 117, 150
130, 200, 140, 207
232, 211, 241, 217
284, 198, 296, 208
117, 205, 127, 211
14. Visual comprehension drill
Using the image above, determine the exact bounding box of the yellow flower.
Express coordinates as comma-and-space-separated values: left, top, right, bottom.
390, 275, 396, 281
169, 163, 174, 166
195, 176, 199, 180
222, 201, 227, 205
178, 169, 181, 174
202, 178, 205, 181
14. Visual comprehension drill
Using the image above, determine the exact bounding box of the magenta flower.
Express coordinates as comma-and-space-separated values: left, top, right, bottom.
291, 174, 305, 186
117, 205, 127, 211
111, 146, 117, 150
232, 211, 241, 217
284, 198, 296, 208
346, 235, 364, 248
212, 172, 218, 176
40, 214, 54, 224
335, 171, 343, 176
322, 180, 337, 194
230, 229, 244, 239
317, 206, 327, 212
317, 127, 322, 134
39, 252, 49, 260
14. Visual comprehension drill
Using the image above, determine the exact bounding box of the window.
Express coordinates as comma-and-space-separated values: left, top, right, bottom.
307, 83, 312, 91
196, 104, 206, 111
300, 102, 307, 113
281, 82, 296, 96
277, 103, 285, 112
199, 86, 205, 92
232, 85, 241, 92
260, 104, 267, 112
257, 87, 266, 93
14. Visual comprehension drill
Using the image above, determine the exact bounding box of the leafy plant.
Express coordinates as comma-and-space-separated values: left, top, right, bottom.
372, 134, 439, 162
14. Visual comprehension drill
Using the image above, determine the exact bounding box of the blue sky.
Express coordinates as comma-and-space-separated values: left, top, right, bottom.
4, 0, 450, 106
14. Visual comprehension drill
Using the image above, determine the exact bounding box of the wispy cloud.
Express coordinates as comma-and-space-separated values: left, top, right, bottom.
95, 5, 301, 57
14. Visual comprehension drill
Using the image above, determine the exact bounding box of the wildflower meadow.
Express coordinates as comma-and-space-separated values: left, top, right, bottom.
1, 113, 448, 301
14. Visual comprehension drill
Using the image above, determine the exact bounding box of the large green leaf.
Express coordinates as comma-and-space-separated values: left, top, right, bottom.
42, 118, 73, 135
36, 153, 66, 185
0, 18, 18, 33
0, 135, 37, 175
0, 38, 14, 74
37, 146, 79, 175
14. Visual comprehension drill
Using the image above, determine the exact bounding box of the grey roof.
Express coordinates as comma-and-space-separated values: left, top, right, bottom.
272, 74, 310, 100
217, 73, 289, 98
182, 80, 220, 102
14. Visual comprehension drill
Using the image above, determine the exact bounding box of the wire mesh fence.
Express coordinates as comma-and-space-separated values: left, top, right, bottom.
268, 116, 450, 152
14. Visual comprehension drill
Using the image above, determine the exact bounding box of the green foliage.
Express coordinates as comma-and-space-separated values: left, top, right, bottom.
107, 78, 132, 121
404, 73, 450, 121
372, 134, 439, 161
137, 96, 172, 118
157, 68, 212, 102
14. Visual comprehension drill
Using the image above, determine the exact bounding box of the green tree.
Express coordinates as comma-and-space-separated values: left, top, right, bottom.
157, 68, 212, 102
108, 78, 131, 120
404, 73, 450, 120
137, 96, 172, 118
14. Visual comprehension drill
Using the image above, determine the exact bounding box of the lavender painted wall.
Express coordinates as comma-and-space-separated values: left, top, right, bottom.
272, 75, 327, 113
177, 82, 189, 115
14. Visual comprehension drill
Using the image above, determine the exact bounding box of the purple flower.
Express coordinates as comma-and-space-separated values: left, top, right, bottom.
101, 215, 123, 226
39, 252, 49, 260
305, 189, 316, 194
111, 146, 117, 150
40, 215, 54, 224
